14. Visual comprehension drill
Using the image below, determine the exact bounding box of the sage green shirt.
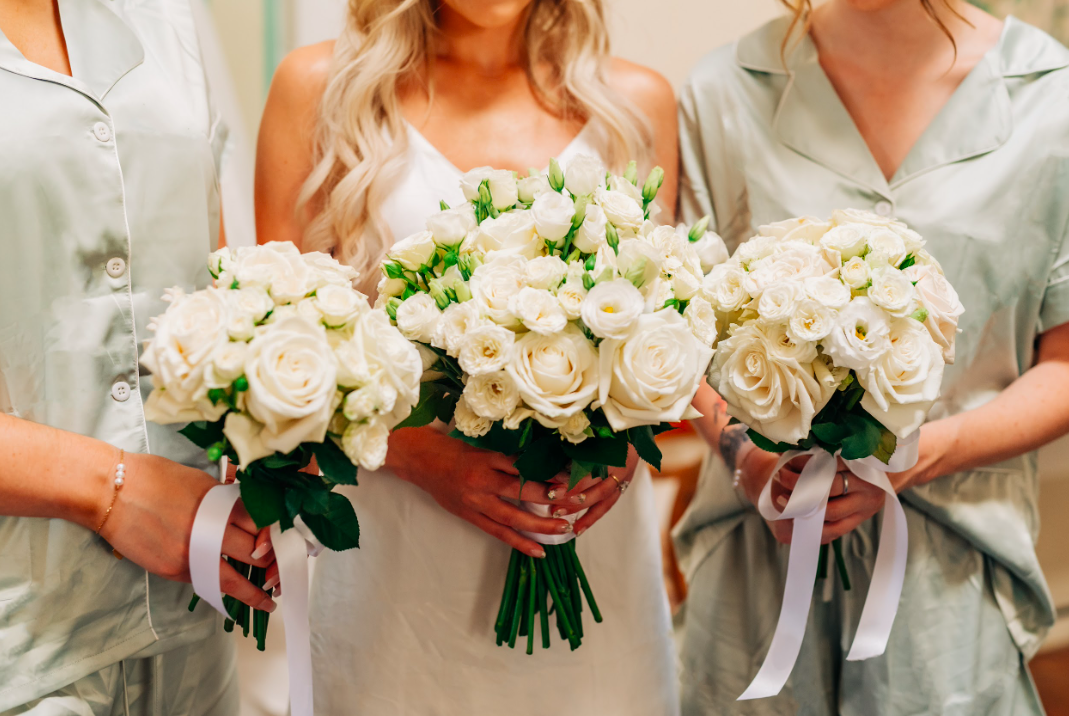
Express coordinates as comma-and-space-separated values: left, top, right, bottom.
0, 0, 226, 707
677, 16, 1069, 659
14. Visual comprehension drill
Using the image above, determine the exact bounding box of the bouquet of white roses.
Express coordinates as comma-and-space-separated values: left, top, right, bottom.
706, 210, 963, 699
141, 241, 422, 650
379, 155, 721, 651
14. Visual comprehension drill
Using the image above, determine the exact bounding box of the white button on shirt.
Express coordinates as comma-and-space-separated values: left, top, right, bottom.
105, 257, 126, 278
93, 122, 111, 142
111, 381, 131, 402
874, 200, 893, 217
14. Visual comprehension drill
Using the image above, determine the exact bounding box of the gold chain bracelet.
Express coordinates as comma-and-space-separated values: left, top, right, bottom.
95, 449, 126, 559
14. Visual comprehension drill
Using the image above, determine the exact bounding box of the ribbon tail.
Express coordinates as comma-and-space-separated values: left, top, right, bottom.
189, 483, 242, 616
272, 523, 315, 716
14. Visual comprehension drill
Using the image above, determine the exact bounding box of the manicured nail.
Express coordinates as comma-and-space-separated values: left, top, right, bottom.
547, 488, 559, 500
263, 575, 279, 591
259, 598, 277, 614
776, 495, 788, 508
560, 522, 574, 534
571, 494, 586, 505
251, 543, 270, 560
532, 548, 546, 559
576, 527, 586, 537
273, 586, 281, 597
552, 508, 565, 518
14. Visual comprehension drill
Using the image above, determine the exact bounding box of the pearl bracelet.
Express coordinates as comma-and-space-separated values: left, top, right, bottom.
95, 448, 126, 535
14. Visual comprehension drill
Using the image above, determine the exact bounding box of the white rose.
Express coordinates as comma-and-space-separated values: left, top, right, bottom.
503, 406, 535, 431
469, 254, 527, 327
684, 295, 719, 347
860, 318, 945, 438
141, 288, 231, 424
376, 276, 407, 303
702, 262, 750, 313
559, 411, 591, 444
804, 275, 851, 309
892, 225, 926, 253
735, 234, 778, 267
832, 208, 901, 228
227, 312, 256, 342
395, 292, 441, 344
459, 166, 494, 201
469, 211, 542, 259
866, 228, 908, 266
342, 420, 390, 471
458, 324, 516, 376
432, 300, 490, 357
454, 395, 493, 438
509, 287, 568, 335
581, 279, 645, 339
759, 216, 829, 242
787, 299, 836, 343
643, 277, 675, 312
744, 243, 834, 297
840, 256, 872, 289
822, 297, 891, 373
389, 230, 437, 271
595, 188, 644, 234
564, 154, 604, 196
313, 283, 367, 328
903, 264, 964, 363
532, 191, 576, 242
524, 255, 568, 290
868, 267, 914, 317
671, 268, 702, 302
203, 342, 247, 391
303, 251, 360, 289
463, 370, 521, 420
236, 316, 338, 461
691, 231, 730, 273
228, 287, 275, 324
208, 247, 234, 280
709, 322, 835, 445
506, 324, 599, 419
573, 204, 608, 254
757, 282, 805, 323
557, 279, 588, 320
426, 205, 477, 246
232, 242, 314, 303
517, 174, 551, 203
762, 320, 819, 364
343, 382, 394, 422
598, 311, 712, 430
488, 169, 519, 210
339, 310, 423, 426
819, 224, 870, 260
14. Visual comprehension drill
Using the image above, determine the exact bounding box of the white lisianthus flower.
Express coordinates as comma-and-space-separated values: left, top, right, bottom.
866, 228, 908, 266
232, 242, 315, 303
903, 264, 964, 363
303, 251, 360, 289
227, 313, 256, 342
487, 169, 519, 210
672, 268, 702, 302
581, 279, 645, 339
818, 224, 869, 261
868, 267, 915, 317
506, 324, 599, 419
518, 174, 551, 203
608, 175, 643, 201
822, 297, 891, 373
841, 256, 873, 289
762, 320, 819, 364
615, 238, 662, 288
702, 263, 750, 313
642, 277, 675, 313
804, 275, 851, 309
531, 191, 576, 242
559, 411, 591, 444
376, 276, 407, 303
426, 205, 477, 247
470, 211, 541, 259
503, 406, 535, 431
787, 299, 836, 343
557, 279, 588, 320
141, 288, 231, 423
462, 370, 521, 421
432, 301, 490, 357
757, 282, 805, 323
236, 316, 338, 462
524, 255, 569, 290
208, 247, 234, 279
595, 187, 644, 234
598, 311, 712, 430
342, 420, 391, 471
389, 230, 437, 271
459, 166, 494, 201
892, 225, 927, 253
455, 395, 493, 438
228, 287, 275, 325
343, 382, 393, 422
759, 216, 829, 242
709, 322, 835, 445
395, 293, 441, 344
313, 283, 367, 328
564, 154, 604, 196
509, 287, 568, 335
573, 204, 608, 254
860, 318, 945, 438
691, 231, 730, 273
458, 324, 516, 376
684, 296, 719, 347
469, 254, 527, 327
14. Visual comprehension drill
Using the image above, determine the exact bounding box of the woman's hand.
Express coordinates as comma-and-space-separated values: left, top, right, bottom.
768, 455, 883, 545
573, 446, 640, 537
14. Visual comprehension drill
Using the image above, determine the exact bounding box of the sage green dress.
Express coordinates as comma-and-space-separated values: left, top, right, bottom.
0, 1, 236, 713
676, 15, 1068, 715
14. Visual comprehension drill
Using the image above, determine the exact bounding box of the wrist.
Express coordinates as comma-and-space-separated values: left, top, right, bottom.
65, 439, 120, 530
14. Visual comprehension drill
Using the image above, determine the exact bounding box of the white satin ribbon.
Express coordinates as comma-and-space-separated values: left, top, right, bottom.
737, 432, 919, 701
519, 501, 581, 546
190, 484, 326, 716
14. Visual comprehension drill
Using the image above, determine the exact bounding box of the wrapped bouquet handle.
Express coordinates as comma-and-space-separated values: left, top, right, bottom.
190, 483, 325, 716
738, 432, 919, 701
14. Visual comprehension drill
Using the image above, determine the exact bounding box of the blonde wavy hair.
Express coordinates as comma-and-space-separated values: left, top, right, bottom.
299, 0, 652, 293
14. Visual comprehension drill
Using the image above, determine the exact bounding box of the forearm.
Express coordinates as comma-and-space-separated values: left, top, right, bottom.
690, 380, 753, 472
0, 413, 114, 527
384, 425, 449, 480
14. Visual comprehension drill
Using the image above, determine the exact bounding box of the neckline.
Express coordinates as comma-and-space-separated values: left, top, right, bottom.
404, 119, 594, 176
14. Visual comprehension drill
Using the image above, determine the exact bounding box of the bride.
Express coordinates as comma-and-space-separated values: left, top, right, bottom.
254, 0, 680, 713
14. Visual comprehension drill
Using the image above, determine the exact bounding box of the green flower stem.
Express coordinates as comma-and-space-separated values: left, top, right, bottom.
537, 563, 551, 650
495, 550, 520, 643
542, 554, 579, 649
817, 543, 829, 581
188, 595, 201, 612
559, 545, 582, 639
526, 561, 537, 655
567, 540, 602, 623
832, 537, 852, 591
508, 561, 530, 649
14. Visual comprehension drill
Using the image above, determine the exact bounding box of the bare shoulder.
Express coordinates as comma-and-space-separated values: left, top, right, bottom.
269, 40, 336, 110
607, 57, 676, 109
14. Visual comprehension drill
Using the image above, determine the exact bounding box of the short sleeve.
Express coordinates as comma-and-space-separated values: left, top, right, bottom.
1039, 233, 1069, 333
677, 77, 718, 230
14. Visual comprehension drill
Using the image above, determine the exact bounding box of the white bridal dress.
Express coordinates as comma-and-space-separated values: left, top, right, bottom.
308, 123, 680, 716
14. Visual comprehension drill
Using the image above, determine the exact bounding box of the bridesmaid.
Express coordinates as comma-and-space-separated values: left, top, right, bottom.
678, 0, 1069, 713
254, 0, 680, 713
0, 1, 275, 713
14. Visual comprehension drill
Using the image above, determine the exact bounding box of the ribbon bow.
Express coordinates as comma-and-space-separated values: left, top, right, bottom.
738, 432, 919, 701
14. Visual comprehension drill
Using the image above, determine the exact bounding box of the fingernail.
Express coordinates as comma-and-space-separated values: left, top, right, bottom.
776, 495, 788, 508
552, 508, 565, 518
547, 489, 559, 500
571, 494, 586, 505
576, 527, 586, 537
259, 598, 277, 614
560, 522, 574, 534
532, 548, 546, 559
251, 543, 270, 560
263, 575, 279, 591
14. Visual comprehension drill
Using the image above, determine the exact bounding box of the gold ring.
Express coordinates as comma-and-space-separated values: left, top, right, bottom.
610, 475, 629, 494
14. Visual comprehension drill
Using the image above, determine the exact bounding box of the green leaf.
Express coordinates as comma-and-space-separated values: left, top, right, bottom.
628, 426, 663, 471
838, 413, 884, 461
394, 382, 450, 430
260, 452, 303, 470
300, 491, 361, 551
239, 473, 288, 530
561, 434, 628, 468
747, 429, 794, 454
434, 391, 459, 424
514, 437, 570, 483
898, 253, 917, 270
872, 426, 897, 465
811, 421, 850, 447
450, 421, 527, 457
179, 420, 225, 450
312, 439, 358, 485
569, 461, 595, 490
